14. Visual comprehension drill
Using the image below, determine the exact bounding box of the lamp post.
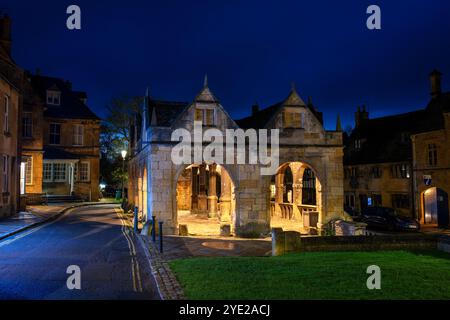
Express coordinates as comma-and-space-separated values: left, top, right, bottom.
121, 150, 127, 205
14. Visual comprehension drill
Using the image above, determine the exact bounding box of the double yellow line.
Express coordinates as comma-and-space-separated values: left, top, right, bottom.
115, 208, 143, 293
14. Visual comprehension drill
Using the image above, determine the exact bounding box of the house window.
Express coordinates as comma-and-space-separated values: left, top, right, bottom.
283, 111, 303, 128
53, 163, 66, 181
392, 194, 410, 209
49, 123, 61, 145
22, 113, 33, 138
2, 155, 8, 193
194, 108, 214, 126
345, 193, 355, 208
391, 164, 410, 179
428, 144, 438, 166
43, 163, 52, 182
370, 166, 382, 179
47, 90, 61, 105
79, 162, 90, 181
354, 139, 362, 150
73, 124, 84, 146
3, 95, 9, 133
25, 157, 33, 185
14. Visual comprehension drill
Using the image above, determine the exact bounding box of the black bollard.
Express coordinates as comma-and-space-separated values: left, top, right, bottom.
133, 207, 138, 232
151, 215, 156, 242
159, 221, 164, 253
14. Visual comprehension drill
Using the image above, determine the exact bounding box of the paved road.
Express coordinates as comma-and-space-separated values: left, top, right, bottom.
0, 204, 160, 300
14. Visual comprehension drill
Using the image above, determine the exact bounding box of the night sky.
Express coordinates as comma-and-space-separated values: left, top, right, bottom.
2, 0, 450, 130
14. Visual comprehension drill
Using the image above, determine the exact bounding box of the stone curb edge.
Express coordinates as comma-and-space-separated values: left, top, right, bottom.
135, 234, 185, 300
0, 202, 119, 242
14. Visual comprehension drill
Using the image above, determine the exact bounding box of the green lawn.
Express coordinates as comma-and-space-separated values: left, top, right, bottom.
169, 250, 450, 300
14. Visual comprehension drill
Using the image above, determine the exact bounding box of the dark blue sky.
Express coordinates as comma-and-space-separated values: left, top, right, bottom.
3, 0, 450, 129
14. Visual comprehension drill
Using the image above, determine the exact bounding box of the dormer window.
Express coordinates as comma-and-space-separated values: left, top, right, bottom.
283, 111, 303, 128
195, 107, 215, 126
47, 90, 61, 106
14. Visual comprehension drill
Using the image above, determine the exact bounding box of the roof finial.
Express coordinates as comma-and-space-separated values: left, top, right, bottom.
291, 81, 296, 92
336, 114, 342, 132
204, 74, 208, 88
145, 86, 150, 97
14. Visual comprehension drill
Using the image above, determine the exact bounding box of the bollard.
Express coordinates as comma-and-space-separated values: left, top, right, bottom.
159, 221, 164, 253
151, 215, 156, 243
133, 207, 138, 232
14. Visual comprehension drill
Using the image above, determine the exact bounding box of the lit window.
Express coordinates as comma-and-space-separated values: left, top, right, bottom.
22, 113, 33, 138
428, 144, 438, 166
49, 123, 61, 144
73, 124, 84, 146
3, 95, 9, 133
195, 108, 214, 126
43, 163, 52, 182
354, 139, 361, 150
391, 163, 410, 179
283, 111, 303, 128
47, 90, 61, 105
25, 157, 33, 185
53, 163, 66, 181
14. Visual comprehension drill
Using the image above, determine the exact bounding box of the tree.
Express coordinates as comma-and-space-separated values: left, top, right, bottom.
100, 96, 142, 187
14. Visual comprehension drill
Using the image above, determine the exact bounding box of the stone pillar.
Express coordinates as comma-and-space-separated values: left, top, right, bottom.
197, 165, 208, 213
219, 169, 232, 223
191, 166, 198, 211
207, 164, 218, 218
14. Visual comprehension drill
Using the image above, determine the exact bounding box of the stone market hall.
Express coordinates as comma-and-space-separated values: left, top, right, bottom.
128, 80, 346, 237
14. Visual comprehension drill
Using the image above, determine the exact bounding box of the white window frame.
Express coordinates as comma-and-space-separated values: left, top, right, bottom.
4, 95, 9, 133
25, 156, 33, 185
22, 112, 33, 138
52, 163, 67, 182
73, 124, 84, 146
46, 90, 61, 106
49, 123, 61, 145
79, 161, 90, 182
43, 163, 53, 182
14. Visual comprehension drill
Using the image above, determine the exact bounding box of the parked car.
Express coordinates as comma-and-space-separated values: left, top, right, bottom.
344, 205, 361, 220
360, 206, 420, 231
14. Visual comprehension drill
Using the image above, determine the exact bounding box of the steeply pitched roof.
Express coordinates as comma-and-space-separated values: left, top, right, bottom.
146, 98, 189, 127
344, 102, 447, 165
235, 89, 324, 129
29, 75, 100, 120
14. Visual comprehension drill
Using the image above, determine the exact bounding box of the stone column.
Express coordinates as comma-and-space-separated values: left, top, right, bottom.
191, 166, 198, 211
207, 164, 218, 218
219, 169, 232, 223
197, 164, 208, 213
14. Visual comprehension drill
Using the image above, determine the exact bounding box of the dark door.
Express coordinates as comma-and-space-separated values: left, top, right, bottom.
437, 189, 449, 227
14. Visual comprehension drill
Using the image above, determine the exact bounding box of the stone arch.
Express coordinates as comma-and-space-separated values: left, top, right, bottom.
268, 161, 324, 234
172, 162, 238, 236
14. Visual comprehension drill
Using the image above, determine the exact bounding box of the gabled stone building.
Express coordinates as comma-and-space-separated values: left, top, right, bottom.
344, 70, 450, 227
20, 74, 101, 201
129, 81, 345, 237
0, 14, 21, 217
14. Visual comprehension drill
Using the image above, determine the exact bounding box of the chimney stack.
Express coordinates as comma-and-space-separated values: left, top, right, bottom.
429, 69, 442, 98
0, 14, 12, 57
252, 103, 259, 115
355, 105, 369, 128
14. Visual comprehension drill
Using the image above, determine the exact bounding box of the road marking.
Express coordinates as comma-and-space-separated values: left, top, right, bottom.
115, 208, 143, 293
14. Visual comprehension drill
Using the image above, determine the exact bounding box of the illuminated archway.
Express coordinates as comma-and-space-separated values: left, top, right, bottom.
175, 163, 236, 236
421, 187, 449, 227
269, 161, 323, 233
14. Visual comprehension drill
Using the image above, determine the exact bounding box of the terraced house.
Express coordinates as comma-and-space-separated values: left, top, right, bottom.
0, 14, 20, 217
344, 70, 450, 227
128, 80, 345, 237
21, 74, 101, 202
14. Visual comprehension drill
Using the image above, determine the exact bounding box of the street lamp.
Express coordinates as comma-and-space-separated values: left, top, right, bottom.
121, 150, 127, 205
